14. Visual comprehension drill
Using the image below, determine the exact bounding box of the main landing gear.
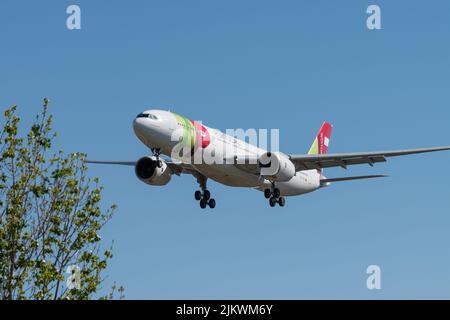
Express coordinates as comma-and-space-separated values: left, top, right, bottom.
194, 189, 216, 209
152, 148, 163, 168
194, 173, 216, 209
264, 183, 286, 207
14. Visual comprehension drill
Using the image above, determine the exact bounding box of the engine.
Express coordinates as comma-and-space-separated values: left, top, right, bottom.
258, 151, 296, 182
135, 156, 172, 186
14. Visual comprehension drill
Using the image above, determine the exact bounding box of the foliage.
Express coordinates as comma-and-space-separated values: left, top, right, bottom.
0, 99, 122, 299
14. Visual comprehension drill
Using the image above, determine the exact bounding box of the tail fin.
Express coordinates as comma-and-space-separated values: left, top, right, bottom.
308, 122, 333, 155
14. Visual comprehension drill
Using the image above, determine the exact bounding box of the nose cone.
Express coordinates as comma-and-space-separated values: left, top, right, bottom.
132, 117, 144, 134
133, 113, 157, 145
132, 110, 167, 148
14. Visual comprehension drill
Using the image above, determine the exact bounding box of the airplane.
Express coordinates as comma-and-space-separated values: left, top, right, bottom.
86, 109, 450, 209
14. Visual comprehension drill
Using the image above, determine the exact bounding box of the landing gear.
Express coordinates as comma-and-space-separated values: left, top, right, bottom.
195, 189, 215, 209
208, 198, 216, 209
152, 148, 163, 168
199, 198, 207, 209
273, 188, 281, 199
265, 183, 286, 207
194, 173, 215, 209
269, 197, 277, 207
203, 190, 211, 201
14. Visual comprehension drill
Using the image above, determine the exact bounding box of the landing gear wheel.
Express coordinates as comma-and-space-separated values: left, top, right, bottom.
199, 198, 207, 209
273, 188, 281, 199
264, 189, 271, 199
156, 160, 163, 168
269, 197, 277, 207
203, 190, 211, 201
194, 190, 202, 201
208, 198, 216, 209
278, 197, 286, 207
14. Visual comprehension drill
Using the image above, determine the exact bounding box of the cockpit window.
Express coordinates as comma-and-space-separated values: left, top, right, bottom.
136, 113, 148, 118
136, 113, 159, 120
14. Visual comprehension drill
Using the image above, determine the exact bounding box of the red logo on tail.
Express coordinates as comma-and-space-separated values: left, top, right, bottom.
318, 122, 332, 154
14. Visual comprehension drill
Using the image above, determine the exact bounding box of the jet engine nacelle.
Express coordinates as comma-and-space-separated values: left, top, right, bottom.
135, 156, 172, 186
258, 151, 296, 182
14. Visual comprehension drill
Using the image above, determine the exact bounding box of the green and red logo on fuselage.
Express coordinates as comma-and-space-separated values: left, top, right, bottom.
173, 113, 211, 154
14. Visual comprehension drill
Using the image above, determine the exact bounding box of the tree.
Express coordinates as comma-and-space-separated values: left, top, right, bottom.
0, 99, 123, 299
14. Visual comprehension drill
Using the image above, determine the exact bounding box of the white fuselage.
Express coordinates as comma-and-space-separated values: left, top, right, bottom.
133, 109, 320, 196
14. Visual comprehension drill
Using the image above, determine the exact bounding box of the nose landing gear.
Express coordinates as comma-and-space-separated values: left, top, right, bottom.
151, 148, 163, 168
264, 183, 286, 207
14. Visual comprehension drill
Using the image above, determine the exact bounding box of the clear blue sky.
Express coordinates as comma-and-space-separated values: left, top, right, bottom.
1, 0, 450, 299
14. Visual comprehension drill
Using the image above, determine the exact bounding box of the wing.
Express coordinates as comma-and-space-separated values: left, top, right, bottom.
289, 146, 450, 171
85, 160, 136, 166
84, 159, 195, 176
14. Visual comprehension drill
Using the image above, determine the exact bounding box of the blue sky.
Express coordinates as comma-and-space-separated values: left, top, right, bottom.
1, 0, 450, 299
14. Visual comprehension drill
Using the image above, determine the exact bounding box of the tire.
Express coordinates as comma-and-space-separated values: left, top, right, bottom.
194, 190, 202, 201
278, 197, 286, 207
269, 197, 277, 207
203, 190, 211, 200
208, 198, 216, 209
273, 188, 281, 199
156, 160, 163, 168
199, 198, 207, 209
264, 189, 271, 199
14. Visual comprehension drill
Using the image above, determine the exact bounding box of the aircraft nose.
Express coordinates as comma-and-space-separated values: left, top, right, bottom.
133, 111, 164, 140
133, 113, 149, 138
132, 117, 144, 134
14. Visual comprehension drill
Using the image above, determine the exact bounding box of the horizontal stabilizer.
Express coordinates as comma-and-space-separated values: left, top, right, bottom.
320, 174, 388, 184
